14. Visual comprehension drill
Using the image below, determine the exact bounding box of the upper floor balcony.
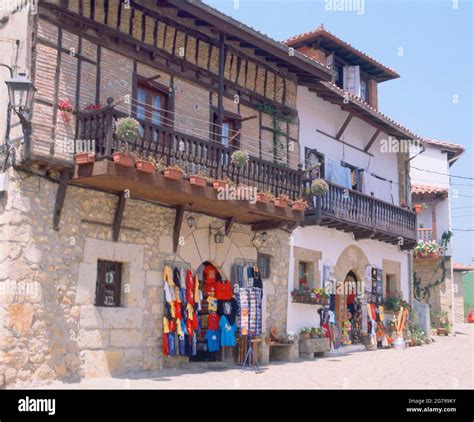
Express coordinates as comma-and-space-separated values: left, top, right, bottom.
72, 99, 304, 232
303, 178, 417, 249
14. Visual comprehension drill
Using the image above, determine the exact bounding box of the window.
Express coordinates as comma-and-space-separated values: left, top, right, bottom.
342, 162, 363, 192
213, 112, 241, 148
360, 77, 369, 102
95, 260, 123, 307
386, 274, 397, 297
305, 148, 325, 179
257, 253, 271, 279
298, 261, 315, 289
335, 63, 344, 89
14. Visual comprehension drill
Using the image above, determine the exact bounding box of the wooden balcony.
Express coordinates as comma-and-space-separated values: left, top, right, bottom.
71, 102, 304, 234
418, 228, 434, 242
303, 180, 417, 249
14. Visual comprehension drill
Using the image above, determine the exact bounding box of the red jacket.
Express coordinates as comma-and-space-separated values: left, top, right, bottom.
186, 270, 195, 305
215, 280, 233, 300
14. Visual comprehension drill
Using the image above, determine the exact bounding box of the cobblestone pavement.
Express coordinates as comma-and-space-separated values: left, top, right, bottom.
24, 324, 473, 390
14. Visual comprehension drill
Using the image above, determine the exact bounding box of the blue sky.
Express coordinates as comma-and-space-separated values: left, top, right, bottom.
206, 0, 473, 264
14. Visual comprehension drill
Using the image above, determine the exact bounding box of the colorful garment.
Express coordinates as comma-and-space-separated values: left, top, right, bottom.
207, 296, 218, 312
205, 329, 220, 352
215, 280, 233, 300
207, 313, 220, 330
219, 315, 237, 347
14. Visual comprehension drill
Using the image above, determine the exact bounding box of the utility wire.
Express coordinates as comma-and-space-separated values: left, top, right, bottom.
411, 166, 474, 180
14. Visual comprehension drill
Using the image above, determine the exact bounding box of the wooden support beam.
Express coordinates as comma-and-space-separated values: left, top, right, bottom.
53, 168, 72, 231
251, 220, 282, 231
354, 230, 375, 240
112, 191, 127, 242
336, 114, 353, 139
225, 217, 235, 236
172, 205, 185, 253
364, 129, 381, 152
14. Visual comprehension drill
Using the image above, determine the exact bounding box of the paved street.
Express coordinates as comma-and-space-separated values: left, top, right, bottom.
25, 324, 473, 390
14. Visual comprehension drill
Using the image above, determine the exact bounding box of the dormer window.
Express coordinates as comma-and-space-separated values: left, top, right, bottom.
360, 77, 369, 103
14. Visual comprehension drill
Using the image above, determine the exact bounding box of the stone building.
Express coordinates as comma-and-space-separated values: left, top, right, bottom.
0, 0, 332, 386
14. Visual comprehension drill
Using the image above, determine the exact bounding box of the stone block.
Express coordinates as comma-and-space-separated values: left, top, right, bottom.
105, 350, 124, 376
114, 243, 143, 268
81, 350, 109, 377
158, 236, 173, 254
145, 270, 161, 287
100, 307, 143, 329
75, 262, 97, 305
79, 305, 104, 329
123, 348, 143, 370
110, 329, 142, 348
7, 303, 34, 335
299, 338, 331, 356
77, 329, 109, 349
82, 238, 115, 264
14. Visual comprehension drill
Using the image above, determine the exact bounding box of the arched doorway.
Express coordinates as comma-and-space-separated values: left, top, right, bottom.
342, 270, 363, 345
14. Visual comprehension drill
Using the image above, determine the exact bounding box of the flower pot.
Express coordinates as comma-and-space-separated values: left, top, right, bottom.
414, 204, 423, 215
291, 202, 307, 211
213, 180, 229, 190
301, 333, 310, 340
164, 168, 183, 181
273, 198, 289, 208
256, 193, 270, 204
190, 175, 207, 187
393, 336, 406, 350
437, 327, 448, 336
112, 152, 134, 168
75, 152, 95, 165
310, 333, 318, 339
135, 160, 156, 174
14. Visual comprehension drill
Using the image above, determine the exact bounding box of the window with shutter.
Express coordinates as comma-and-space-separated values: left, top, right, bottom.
95, 260, 123, 307
257, 253, 271, 279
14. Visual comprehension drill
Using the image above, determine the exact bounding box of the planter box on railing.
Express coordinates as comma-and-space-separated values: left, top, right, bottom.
291, 290, 329, 305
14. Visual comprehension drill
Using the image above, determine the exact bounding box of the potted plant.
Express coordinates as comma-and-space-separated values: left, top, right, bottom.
113, 146, 135, 168
256, 190, 274, 204
300, 327, 311, 340
311, 178, 329, 196
231, 150, 249, 168
116, 117, 141, 144
164, 164, 184, 181
273, 194, 289, 208
58, 99, 73, 123
75, 151, 95, 165
413, 202, 428, 215
291, 198, 310, 211
135, 155, 156, 174
213, 177, 233, 190
189, 172, 207, 187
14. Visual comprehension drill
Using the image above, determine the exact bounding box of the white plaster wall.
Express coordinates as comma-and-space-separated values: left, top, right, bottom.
0, 5, 32, 145
297, 86, 400, 205
286, 226, 410, 333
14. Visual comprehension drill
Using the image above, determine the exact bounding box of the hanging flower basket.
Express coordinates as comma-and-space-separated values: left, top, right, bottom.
135, 160, 156, 174
58, 99, 73, 123
311, 178, 329, 196
75, 152, 95, 165
164, 166, 183, 181
116, 117, 141, 144
273, 195, 289, 208
112, 152, 135, 168
231, 150, 249, 168
190, 175, 207, 187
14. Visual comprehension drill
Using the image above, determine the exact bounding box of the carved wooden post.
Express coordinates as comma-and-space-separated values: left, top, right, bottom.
104, 97, 114, 159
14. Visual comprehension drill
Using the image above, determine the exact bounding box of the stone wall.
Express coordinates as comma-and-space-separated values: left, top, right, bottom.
0, 168, 290, 386
413, 257, 453, 322
453, 271, 465, 323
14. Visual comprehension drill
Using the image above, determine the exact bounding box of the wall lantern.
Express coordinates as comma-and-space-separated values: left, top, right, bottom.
5, 73, 35, 112
186, 214, 196, 228
260, 231, 268, 242
214, 229, 225, 244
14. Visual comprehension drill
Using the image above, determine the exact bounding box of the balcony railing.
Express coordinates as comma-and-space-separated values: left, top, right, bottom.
305, 179, 417, 245
75, 101, 302, 200
418, 228, 434, 242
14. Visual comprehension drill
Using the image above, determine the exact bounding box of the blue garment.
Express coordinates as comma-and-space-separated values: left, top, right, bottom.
205, 329, 220, 352
178, 335, 186, 355
325, 158, 351, 189
167, 332, 175, 356
237, 265, 244, 287
219, 316, 237, 347
247, 266, 255, 287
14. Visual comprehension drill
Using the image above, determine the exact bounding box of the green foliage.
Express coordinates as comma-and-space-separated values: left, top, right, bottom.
116, 117, 141, 144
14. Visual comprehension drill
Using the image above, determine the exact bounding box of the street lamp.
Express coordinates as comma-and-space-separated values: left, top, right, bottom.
5, 73, 35, 112
3, 72, 36, 164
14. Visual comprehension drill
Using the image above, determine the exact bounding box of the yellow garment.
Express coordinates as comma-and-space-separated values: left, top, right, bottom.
378, 306, 384, 323
194, 275, 200, 306
366, 303, 372, 321
170, 302, 176, 319
176, 319, 184, 336
186, 303, 194, 320
163, 317, 170, 334
207, 296, 218, 312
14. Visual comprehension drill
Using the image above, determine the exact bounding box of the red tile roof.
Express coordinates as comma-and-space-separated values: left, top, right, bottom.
423, 138, 465, 153
283, 25, 399, 81
453, 262, 474, 272
411, 183, 449, 196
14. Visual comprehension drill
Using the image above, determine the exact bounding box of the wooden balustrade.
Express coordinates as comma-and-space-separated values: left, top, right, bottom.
76, 106, 302, 200
307, 180, 417, 242
418, 228, 434, 242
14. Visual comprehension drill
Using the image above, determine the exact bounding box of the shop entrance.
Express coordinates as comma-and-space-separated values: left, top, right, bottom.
191, 261, 238, 363
339, 271, 363, 345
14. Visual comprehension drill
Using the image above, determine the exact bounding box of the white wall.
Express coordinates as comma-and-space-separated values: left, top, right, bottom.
411, 145, 452, 244
297, 86, 400, 205
286, 226, 410, 333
